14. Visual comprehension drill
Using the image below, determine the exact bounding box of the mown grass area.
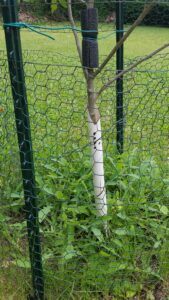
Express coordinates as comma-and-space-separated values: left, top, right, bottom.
0, 24, 169, 299
0, 25, 168, 57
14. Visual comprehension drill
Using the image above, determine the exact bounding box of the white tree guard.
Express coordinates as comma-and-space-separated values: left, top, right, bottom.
88, 112, 107, 216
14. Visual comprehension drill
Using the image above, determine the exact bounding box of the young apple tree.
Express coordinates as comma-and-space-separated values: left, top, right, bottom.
67, 0, 169, 220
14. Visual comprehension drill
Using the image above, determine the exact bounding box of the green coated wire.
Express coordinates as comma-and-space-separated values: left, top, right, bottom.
98, 30, 127, 40
3, 22, 97, 40
3, 22, 126, 41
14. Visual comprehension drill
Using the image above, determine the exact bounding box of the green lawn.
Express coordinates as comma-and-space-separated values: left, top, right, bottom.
0, 24, 169, 299
0, 25, 168, 57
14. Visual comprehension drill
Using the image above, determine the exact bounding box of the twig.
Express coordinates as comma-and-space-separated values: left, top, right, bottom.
67, 0, 88, 79
67, 0, 82, 63
93, 1, 155, 78
97, 43, 169, 98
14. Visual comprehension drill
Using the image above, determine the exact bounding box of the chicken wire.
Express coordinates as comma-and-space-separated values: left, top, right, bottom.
0, 0, 169, 299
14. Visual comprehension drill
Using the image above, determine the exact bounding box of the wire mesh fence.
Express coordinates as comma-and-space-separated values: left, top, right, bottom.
0, 0, 169, 299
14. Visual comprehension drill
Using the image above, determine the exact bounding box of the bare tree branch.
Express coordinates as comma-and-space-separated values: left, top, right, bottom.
93, 1, 155, 78
67, 0, 88, 79
67, 0, 82, 69
67, 0, 82, 63
97, 43, 169, 98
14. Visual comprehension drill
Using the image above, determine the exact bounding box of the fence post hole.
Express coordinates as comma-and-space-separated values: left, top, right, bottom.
1, 0, 44, 298
116, 0, 124, 154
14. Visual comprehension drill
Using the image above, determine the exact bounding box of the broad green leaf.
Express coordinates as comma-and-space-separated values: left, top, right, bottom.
55, 191, 64, 200
39, 205, 52, 223
91, 228, 104, 242
160, 205, 168, 215
43, 187, 55, 196
63, 244, 80, 261
10, 192, 21, 199
154, 241, 161, 249
115, 229, 127, 236
113, 239, 123, 248
126, 290, 137, 298
36, 174, 43, 187
117, 212, 128, 220
76, 206, 89, 215
102, 245, 119, 257
99, 250, 110, 257
43, 164, 56, 172
42, 253, 54, 262
13, 259, 30, 269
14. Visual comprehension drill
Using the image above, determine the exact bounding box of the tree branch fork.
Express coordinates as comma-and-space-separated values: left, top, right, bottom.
67, 0, 169, 120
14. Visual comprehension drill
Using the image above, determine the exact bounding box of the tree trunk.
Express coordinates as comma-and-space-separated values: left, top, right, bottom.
87, 73, 107, 217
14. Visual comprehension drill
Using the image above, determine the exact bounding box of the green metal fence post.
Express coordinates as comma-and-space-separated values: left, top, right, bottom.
1, 0, 44, 298
116, 0, 124, 154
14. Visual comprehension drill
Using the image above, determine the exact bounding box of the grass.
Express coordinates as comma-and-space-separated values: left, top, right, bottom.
0, 25, 168, 57
0, 24, 169, 299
